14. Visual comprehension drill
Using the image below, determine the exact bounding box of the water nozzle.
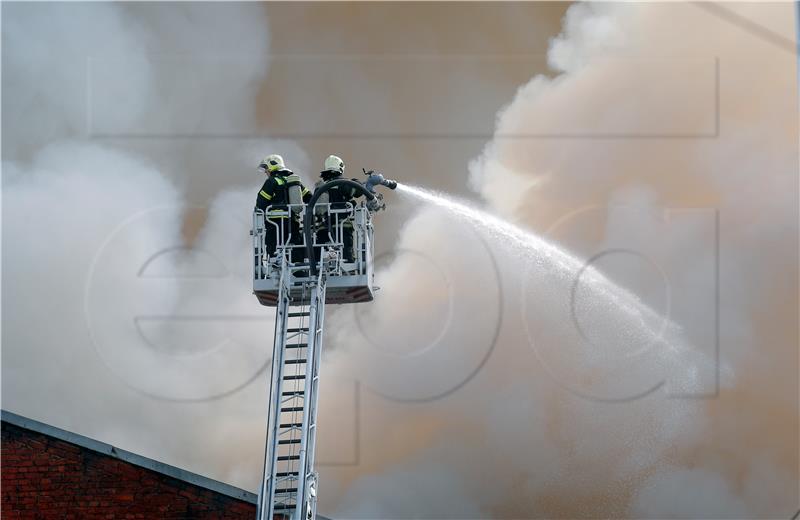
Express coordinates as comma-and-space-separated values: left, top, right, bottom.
363, 169, 398, 193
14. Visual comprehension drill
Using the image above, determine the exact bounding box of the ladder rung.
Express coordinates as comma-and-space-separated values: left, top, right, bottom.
277, 455, 300, 461
280, 406, 304, 413
279, 422, 303, 428
282, 391, 304, 397
286, 343, 307, 349
278, 438, 301, 445
288, 312, 308, 318
285, 359, 307, 365
283, 375, 305, 380
275, 487, 298, 495
287, 327, 308, 333
275, 472, 298, 478
273, 505, 295, 511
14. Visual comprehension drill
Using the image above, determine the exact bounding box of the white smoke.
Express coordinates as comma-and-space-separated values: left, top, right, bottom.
1, 1, 282, 481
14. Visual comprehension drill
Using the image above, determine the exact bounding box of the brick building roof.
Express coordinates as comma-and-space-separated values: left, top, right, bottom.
1, 410, 328, 519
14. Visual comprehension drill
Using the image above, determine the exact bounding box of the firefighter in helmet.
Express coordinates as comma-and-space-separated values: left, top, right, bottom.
255, 154, 311, 264
314, 155, 362, 264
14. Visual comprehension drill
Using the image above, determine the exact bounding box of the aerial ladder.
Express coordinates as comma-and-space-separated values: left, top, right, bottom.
252, 172, 397, 520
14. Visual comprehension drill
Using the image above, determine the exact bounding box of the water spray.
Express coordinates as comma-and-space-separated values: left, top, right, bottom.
395, 183, 687, 356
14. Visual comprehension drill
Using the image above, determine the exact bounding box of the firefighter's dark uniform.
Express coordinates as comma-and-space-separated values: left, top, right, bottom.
314, 171, 362, 263
256, 169, 311, 263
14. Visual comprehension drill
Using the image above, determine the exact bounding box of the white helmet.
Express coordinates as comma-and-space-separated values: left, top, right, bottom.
323, 155, 345, 174
259, 154, 285, 173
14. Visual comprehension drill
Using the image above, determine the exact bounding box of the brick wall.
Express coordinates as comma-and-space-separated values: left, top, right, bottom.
2, 421, 257, 519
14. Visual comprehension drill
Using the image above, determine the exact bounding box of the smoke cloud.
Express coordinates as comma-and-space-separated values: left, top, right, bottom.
324, 3, 797, 518
2, 0, 282, 484
2, 2, 797, 519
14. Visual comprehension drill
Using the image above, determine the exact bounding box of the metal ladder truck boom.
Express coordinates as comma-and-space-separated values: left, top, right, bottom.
252, 171, 397, 520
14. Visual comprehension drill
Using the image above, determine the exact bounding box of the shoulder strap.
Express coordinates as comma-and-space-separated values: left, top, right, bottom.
284, 174, 302, 186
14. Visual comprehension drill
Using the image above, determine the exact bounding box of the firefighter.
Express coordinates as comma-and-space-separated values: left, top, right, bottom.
255, 154, 311, 264
314, 155, 362, 264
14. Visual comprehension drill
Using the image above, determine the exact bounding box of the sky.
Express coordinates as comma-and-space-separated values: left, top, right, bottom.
2, 2, 798, 519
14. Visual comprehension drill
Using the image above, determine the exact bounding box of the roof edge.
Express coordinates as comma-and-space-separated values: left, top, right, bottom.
1, 409, 259, 505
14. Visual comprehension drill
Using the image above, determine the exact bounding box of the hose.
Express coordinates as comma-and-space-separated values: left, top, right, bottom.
304, 179, 376, 276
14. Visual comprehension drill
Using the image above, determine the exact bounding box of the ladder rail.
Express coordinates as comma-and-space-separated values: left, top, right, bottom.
293, 265, 326, 520
303, 273, 326, 520
257, 255, 292, 520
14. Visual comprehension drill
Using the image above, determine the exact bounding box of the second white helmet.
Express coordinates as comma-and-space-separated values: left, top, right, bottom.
323, 155, 345, 174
